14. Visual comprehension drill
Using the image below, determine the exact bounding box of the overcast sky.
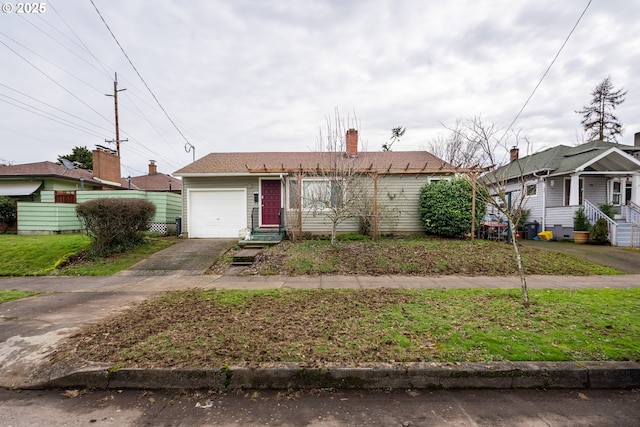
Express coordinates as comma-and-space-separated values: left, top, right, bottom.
1, 0, 639, 177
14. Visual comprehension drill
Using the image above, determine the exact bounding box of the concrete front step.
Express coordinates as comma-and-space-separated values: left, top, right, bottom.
231, 249, 262, 266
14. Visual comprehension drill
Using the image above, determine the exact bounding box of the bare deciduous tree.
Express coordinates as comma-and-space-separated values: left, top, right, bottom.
443, 116, 533, 305
428, 120, 492, 169
303, 114, 370, 245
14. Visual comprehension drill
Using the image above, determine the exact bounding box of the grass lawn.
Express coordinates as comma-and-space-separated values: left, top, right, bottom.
56, 288, 640, 368
224, 237, 621, 276
0, 290, 39, 304
0, 234, 175, 276
0, 234, 91, 276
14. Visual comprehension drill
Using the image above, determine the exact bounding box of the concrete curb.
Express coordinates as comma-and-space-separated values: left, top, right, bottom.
33, 361, 640, 390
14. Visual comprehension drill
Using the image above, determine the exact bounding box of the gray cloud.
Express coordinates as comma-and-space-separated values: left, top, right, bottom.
1, 0, 639, 175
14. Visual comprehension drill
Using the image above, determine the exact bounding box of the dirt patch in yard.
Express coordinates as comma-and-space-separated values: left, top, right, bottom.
208, 238, 622, 276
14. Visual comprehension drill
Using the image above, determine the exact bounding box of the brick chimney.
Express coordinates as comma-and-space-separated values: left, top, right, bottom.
92, 146, 121, 186
148, 160, 157, 175
510, 146, 519, 163
346, 128, 358, 157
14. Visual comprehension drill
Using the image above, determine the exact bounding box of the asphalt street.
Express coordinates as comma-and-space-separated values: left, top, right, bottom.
0, 388, 638, 427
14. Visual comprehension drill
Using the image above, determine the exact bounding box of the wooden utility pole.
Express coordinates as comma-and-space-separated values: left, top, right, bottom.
105, 73, 128, 156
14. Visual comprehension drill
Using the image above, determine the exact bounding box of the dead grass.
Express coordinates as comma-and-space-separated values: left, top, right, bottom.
210, 237, 620, 276
53, 288, 640, 368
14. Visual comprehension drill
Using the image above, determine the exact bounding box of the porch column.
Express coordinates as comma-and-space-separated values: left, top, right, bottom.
633, 173, 640, 205
569, 174, 581, 206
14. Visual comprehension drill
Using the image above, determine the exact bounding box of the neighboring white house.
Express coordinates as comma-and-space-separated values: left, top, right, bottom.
173, 129, 457, 239
486, 136, 640, 247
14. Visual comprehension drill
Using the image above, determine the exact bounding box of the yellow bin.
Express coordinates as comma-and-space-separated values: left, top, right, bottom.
537, 231, 553, 240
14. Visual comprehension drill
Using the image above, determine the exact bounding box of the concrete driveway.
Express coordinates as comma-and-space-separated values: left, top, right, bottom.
0, 238, 237, 388
520, 239, 640, 274
117, 238, 237, 276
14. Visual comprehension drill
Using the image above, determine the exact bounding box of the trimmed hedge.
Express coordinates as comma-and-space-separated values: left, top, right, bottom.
76, 198, 156, 256
419, 178, 485, 238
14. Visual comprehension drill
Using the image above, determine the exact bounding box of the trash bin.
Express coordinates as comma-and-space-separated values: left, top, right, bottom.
175, 216, 182, 237
524, 222, 540, 239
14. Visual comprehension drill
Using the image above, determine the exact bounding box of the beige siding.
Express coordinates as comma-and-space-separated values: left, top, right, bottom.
287, 174, 449, 235
181, 176, 261, 236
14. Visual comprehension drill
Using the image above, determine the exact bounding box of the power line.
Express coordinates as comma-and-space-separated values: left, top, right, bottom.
500, 0, 592, 143
0, 96, 105, 139
47, 0, 113, 79
89, 0, 195, 149
0, 83, 113, 134
0, 38, 114, 126
0, 29, 106, 96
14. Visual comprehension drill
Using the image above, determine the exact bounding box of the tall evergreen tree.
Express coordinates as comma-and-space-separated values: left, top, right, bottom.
576, 77, 627, 142
57, 146, 93, 170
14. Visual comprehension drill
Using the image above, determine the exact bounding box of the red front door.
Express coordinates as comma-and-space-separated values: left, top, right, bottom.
261, 180, 281, 226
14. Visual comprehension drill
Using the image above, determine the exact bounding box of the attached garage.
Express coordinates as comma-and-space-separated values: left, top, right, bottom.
188, 188, 247, 238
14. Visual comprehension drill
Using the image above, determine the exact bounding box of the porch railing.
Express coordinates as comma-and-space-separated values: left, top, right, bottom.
623, 201, 640, 225
278, 207, 285, 236
584, 199, 617, 245
251, 207, 259, 233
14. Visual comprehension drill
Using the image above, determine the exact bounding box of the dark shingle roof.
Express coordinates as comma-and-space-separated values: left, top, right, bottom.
491, 140, 640, 180
0, 161, 112, 187
129, 173, 182, 191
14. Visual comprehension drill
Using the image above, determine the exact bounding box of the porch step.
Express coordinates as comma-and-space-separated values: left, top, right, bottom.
615, 222, 640, 247
231, 249, 262, 266
237, 228, 284, 248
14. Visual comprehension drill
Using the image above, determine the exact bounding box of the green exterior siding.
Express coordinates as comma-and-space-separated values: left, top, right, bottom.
17, 190, 181, 235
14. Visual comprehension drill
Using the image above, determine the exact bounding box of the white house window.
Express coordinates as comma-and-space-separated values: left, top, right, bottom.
526, 183, 537, 196
287, 178, 343, 210
612, 180, 622, 205
298, 179, 343, 210
287, 178, 300, 209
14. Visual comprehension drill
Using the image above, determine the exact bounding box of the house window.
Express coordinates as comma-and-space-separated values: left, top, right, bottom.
612, 181, 622, 205
287, 179, 300, 209
303, 180, 333, 210
54, 190, 76, 204
526, 183, 537, 196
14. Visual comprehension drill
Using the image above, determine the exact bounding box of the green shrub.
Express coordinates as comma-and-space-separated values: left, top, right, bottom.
0, 196, 17, 233
419, 178, 486, 238
598, 203, 614, 219
76, 198, 156, 257
573, 207, 591, 232
590, 218, 610, 245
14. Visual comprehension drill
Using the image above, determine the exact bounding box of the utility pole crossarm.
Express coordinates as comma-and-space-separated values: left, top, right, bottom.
104, 72, 127, 156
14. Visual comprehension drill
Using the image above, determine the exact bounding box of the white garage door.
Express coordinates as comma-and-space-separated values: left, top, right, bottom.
189, 189, 247, 238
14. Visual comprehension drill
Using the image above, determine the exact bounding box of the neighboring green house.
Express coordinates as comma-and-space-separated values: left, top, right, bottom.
0, 152, 182, 235
486, 137, 640, 247
174, 129, 457, 239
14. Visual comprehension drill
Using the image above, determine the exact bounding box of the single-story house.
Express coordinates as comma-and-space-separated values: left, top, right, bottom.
0, 147, 182, 235
173, 129, 458, 239
485, 135, 640, 247
126, 160, 182, 194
